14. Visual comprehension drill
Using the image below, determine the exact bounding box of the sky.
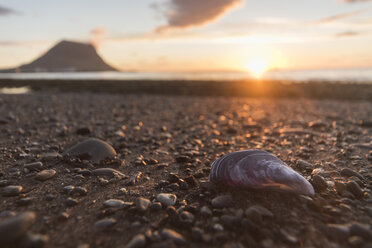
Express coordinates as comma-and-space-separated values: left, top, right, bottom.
1, 0, 372, 72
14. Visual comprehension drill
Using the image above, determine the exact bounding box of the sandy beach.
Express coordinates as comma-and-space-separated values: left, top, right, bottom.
0, 87, 371, 247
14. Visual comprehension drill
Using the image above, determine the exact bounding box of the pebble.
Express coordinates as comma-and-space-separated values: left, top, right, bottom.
340, 168, 364, 181
350, 223, 372, 240
297, 160, 314, 170
311, 175, 328, 192
200, 206, 213, 217
347, 181, 364, 199
125, 234, 146, 248
17, 233, 49, 248
2, 185, 23, 196
156, 193, 177, 207
184, 176, 198, 187
24, 162, 43, 171
0, 212, 36, 246
135, 197, 151, 212
326, 224, 350, 241
70, 187, 88, 196
65, 197, 79, 207
211, 195, 232, 208
94, 218, 117, 230
335, 181, 347, 195
92, 168, 125, 178
103, 199, 127, 209
62, 138, 117, 163
39, 152, 62, 161
161, 228, 186, 245
35, 169, 56, 181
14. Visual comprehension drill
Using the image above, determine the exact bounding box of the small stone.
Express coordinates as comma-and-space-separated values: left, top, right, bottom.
150, 202, 162, 211
326, 224, 350, 241
17, 233, 49, 248
347, 181, 364, 199
340, 168, 364, 181
2, 185, 23, 196
280, 230, 298, 244
92, 168, 125, 178
63, 138, 117, 163
311, 175, 328, 192
103, 199, 126, 209
17, 197, 33, 206
39, 152, 62, 161
213, 223, 224, 231
70, 187, 88, 196
184, 176, 198, 187
135, 198, 151, 212
65, 197, 78, 207
0, 212, 36, 246
211, 195, 232, 208
200, 206, 213, 217
335, 181, 347, 195
76, 127, 92, 135
161, 228, 186, 245
167, 173, 179, 183
176, 156, 190, 163
350, 223, 372, 240
125, 234, 146, 248
156, 193, 177, 207
297, 160, 313, 170
94, 218, 116, 230
24, 162, 43, 171
35, 170, 56, 181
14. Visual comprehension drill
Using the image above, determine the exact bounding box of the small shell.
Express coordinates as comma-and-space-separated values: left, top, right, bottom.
209, 150, 314, 196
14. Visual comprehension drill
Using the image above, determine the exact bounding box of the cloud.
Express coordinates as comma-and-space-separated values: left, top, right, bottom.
0, 6, 17, 16
314, 9, 368, 24
90, 26, 106, 48
333, 30, 370, 37
155, 0, 243, 32
342, 0, 372, 2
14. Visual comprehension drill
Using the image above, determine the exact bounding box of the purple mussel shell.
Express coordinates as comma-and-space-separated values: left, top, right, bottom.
209, 150, 314, 196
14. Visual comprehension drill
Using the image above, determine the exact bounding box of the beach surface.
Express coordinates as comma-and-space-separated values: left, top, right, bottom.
0, 87, 371, 247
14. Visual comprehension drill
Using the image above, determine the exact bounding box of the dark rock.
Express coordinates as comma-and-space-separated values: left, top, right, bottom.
93, 218, 116, 231
76, 127, 92, 135
297, 160, 313, 170
92, 168, 124, 178
220, 215, 237, 229
24, 162, 43, 172
17, 197, 34, 206
184, 176, 197, 187
178, 179, 188, 190
35, 170, 56, 181
150, 202, 162, 211
0, 212, 36, 246
156, 193, 177, 207
175, 156, 190, 163
161, 228, 186, 245
65, 197, 79, 207
200, 206, 213, 217
125, 234, 146, 248
350, 223, 372, 240
135, 198, 151, 212
326, 224, 350, 241
2, 185, 23, 196
103, 199, 127, 209
167, 173, 179, 183
211, 195, 232, 208
70, 187, 88, 196
62, 138, 117, 163
311, 175, 328, 192
340, 168, 364, 181
347, 181, 364, 199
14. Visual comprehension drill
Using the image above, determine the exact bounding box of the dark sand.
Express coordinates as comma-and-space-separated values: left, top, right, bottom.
0, 84, 371, 247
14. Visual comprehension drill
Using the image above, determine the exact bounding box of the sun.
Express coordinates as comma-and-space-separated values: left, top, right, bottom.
245, 58, 269, 78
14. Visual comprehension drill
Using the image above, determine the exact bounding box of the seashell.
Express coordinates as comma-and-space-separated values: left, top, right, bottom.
62, 138, 116, 163
209, 150, 314, 196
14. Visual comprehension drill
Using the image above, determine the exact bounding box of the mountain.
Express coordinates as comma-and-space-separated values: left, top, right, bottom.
0, 40, 117, 72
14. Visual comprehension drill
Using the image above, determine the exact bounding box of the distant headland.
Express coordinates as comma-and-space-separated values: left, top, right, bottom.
0, 40, 118, 73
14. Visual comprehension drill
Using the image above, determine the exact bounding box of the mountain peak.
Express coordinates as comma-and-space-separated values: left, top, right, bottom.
0, 40, 117, 72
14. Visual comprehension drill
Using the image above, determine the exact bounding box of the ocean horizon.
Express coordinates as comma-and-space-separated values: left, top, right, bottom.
0, 68, 372, 83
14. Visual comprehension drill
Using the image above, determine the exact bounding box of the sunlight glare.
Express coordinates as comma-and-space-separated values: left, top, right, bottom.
245, 58, 269, 78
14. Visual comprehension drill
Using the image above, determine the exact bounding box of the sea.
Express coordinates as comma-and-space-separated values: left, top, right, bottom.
0, 68, 372, 83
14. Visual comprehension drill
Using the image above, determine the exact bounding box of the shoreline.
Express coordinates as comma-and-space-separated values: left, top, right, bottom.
1, 79, 372, 100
